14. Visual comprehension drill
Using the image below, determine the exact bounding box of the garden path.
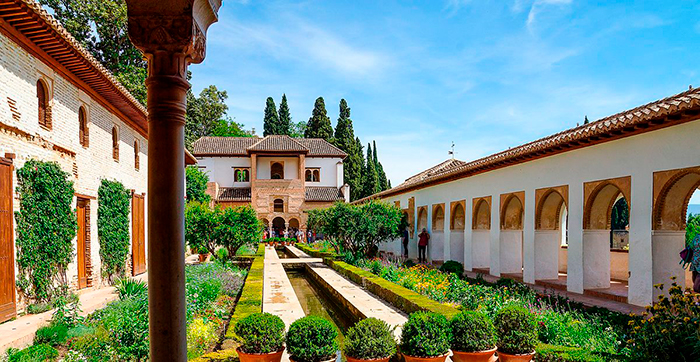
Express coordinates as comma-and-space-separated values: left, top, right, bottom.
0, 273, 148, 354
262, 247, 305, 327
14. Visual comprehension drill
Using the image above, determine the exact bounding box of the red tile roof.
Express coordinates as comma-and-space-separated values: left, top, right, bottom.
248, 135, 308, 153
356, 87, 700, 203
192, 135, 347, 158
305, 187, 344, 202
218, 187, 251, 201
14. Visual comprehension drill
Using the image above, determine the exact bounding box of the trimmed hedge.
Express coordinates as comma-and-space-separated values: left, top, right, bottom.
295, 243, 338, 260
190, 244, 265, 361
327, 260, 459, 319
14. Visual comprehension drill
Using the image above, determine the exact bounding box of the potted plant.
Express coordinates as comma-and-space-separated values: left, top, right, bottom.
494, 306, 537, 362
399, 311, 451, 362
449, 311, 497, 362
197, 246, 209, 263
234, 312, 286, 362
343, 317, 396, 362
286, 315, 338, 362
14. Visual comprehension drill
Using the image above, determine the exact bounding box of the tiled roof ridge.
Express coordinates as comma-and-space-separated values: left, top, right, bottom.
20, 0, 147, 119
402, 158, 466, 185
357, 87, 700, 203
297, 138, 347, 156
247, 135, 309, 152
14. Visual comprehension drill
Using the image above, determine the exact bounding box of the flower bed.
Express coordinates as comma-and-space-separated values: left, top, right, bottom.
349, 257, 627, 361
3, 263, 247, 362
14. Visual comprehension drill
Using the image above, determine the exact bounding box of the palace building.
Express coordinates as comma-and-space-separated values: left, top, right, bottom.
193, 135, 349, 232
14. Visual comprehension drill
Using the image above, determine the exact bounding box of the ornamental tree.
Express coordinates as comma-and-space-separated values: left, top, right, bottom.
185, 166, 210, 204
277, 94, 292, 136
185, 201, 218, 255
304, 97, 333, 141
263, 97, 280, 136
98, 179, 131, 282
307, 200, 402, 257
216, 204, 263, 257
15, 160, 77, 302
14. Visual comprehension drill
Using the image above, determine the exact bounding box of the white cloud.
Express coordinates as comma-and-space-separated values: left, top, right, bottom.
526, 0, 572, 29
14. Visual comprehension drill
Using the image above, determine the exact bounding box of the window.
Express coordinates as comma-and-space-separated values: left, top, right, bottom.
78, 106, 89, 147
273, 199, 284, 212
271, 162, 284, 179
37, 80, 51, 129
134, 140, 140, 170
234, 168, 250, 182
112, 126, 119, 161
305, 168, 320, 182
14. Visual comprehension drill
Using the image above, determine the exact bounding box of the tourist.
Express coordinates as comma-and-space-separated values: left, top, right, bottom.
691, 234, 700, 293
283, 229, 289, 238
418, 228, 430, 263
402, 227, 409, 258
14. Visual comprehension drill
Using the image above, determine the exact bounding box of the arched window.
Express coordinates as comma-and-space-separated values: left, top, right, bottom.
37, 80, 51, 129
271, 162, 284, 179
305, 168, 320, 182
112, 126, 119, 161
273, 198, 284, 212
78, 106, 88, 147
313, 170, 320, 182
234, 168, 250, 182
305, 169, 312, 181
134, 140, 140, 170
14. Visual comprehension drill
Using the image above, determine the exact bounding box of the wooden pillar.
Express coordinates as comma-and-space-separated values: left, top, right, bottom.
125, 1, 220, 361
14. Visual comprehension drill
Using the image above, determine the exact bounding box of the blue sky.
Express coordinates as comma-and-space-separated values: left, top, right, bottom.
189, 0, 700, 203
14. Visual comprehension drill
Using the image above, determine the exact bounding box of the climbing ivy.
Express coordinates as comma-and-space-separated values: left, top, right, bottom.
15, 160, 77, 302
98, 179, 130, 283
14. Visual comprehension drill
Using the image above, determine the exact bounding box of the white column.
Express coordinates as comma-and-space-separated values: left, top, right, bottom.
652, 231, 686, 299
567, 184, 584, 294
629, 174, 653, 306
490, 196, 501, 276
443, 204, 451, 262
500, 230, 523, 274
534, 230, 561, 280
582, 230, 611, 289
464, 201, 474, 271
427, 205, 433, 263
523, 189, 535, 283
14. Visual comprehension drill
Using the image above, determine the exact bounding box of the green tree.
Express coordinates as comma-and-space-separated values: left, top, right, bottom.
363, 143, 379, 197
186, 85, 246, 150
353, 138, 365, 200
263, 97, 280, 136
333, 99, 363, 201
307, 200, 403, 258
216, 205, 263, 257
277, 94, 292, 136
304, 97, 334, 141
14, 160, 77, 302
97, 179, 131, 282
290, 121, 307, 138
373, 141, 388, 191
687, 213, 700, 247
185, 202, 218, 255
186, 166, 210, 203
611, 198, 629, 230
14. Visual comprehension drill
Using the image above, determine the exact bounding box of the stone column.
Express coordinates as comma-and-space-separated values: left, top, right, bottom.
125, 1, 220, 361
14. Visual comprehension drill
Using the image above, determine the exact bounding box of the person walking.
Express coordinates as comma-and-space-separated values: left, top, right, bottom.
402, 228, 410, 258
418, 228, 430, 263
690, 234, 700, 293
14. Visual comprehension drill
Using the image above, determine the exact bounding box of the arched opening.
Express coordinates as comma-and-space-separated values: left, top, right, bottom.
272, 217, 285, 237
271, 162, 284, 179
417, 207, 428, 232
432, 205, 444, 231
652, 167, 700, 295
583, 179, 630, 293
449, 202, 466, 263
134, 140, 140, 170
78, 106, 88, 147
273, 198, 284, 213
289, 218, 300, 230
500, 193, 524, 276
37, 80, 50, 129
112, 126, 119, 161
305, 169, 312, 181
472, 198, 491, 271
534, 188, 568, 283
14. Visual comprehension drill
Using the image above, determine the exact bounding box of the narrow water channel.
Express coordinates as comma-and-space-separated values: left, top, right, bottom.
287, 269, 356, 360
276, 248, 291, 259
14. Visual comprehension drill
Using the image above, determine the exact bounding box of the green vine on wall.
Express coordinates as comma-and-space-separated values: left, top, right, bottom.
15, 160, 77, 302
98, 179, 130, 283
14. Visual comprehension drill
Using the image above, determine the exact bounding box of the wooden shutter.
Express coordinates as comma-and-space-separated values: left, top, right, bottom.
0, 158, 16, 322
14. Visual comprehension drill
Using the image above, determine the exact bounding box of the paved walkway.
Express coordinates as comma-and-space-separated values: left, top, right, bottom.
0, 273, 148, 354
262, 247, 305, 327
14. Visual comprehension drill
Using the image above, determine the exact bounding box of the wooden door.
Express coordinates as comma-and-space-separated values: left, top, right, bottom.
131, 194, 146, 276
0, 158, 16, 323
76, 199, 88, 289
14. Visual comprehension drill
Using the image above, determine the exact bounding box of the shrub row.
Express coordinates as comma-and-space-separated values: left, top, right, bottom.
295, 242, 339, 260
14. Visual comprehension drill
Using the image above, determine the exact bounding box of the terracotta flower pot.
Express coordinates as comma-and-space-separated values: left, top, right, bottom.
236, 347, 284, 362
402, 353, 449, 362
496, 350, 535, 362
345, 355, 391, 362
289, 356, 335, 362
198, 253, 209, 263
451, 347, 497, 362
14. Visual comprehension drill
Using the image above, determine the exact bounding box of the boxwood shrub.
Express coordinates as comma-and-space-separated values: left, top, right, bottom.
495, 305, 537, 355
286, 315, 338, 362
234, 312, 285, 354
439, 260, 464, 275
343, 317, 396, 359
450, 311, 495, 352
399, 311, 451, 357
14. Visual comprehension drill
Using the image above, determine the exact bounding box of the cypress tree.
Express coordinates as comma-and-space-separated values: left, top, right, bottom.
372, 141, 388, 191
305, 97, 334, 141
263, 97, 279, 136
278, 94, 292, 135
334, 99, 362, 201
352, 138, 365, 200
363, 142, 379, 197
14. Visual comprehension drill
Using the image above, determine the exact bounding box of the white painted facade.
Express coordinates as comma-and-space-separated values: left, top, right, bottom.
377, 119, 700, 307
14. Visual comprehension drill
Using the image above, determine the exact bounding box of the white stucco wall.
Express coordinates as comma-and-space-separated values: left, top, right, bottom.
304, 157, 343, 187
381, 119, 700, 306
196, 156, 251, 187
257, 156, 299, 180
